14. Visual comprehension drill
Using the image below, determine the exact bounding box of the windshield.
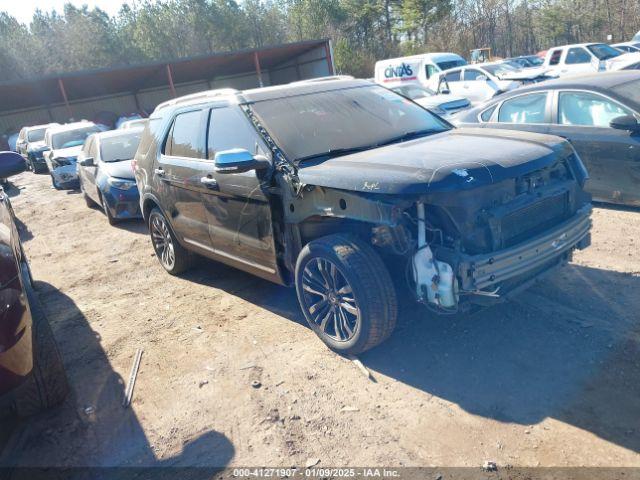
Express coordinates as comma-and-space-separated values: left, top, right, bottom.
100, 131, 142, 162
52, 126, 100, 149
249, 85, 450, 162
27, 127, 47, 143
483, 63, 520, 76
587, 43, 622, 60
436, 59, 467, 71
612, 79, 640, 106
523, 56, 544, 66
392, 85, 436, 100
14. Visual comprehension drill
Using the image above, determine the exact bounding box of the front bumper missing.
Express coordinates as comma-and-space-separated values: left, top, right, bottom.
458, 204, 592, 292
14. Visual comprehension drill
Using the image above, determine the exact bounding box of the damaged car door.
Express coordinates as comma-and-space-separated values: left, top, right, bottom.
203, 106, 278, 276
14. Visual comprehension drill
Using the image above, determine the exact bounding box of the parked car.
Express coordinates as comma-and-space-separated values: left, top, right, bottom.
0, 152, 68, 417
118, 118, 148, 129
77, 128, 144, 224
542, 42, 640, 77
455, 71, 640, 206
135, 79, 592, 354
374, 53, 467, 89
388, 84, 471, 118
504, 55, 545, 69
43, 122, 102, 189
430, 62, 550, 105
612, 42, 640, 54
16, 123, 60, 173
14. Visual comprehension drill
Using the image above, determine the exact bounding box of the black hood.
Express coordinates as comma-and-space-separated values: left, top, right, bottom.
102, 159, 135, 180
297, 128, 572, 195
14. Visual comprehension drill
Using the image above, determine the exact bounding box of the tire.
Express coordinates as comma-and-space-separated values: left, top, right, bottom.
99, 192, 117, 225
80, 179, 95, 208
50, 173, 61, 190
148, 207, 192, 275
295, 234, 398, 354
14, 282, 69, 417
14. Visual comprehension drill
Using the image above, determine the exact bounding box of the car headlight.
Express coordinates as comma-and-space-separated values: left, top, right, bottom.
108, 177, 136, 190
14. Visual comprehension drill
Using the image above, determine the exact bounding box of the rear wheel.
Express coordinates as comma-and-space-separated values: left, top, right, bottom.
295, 234, 398, 354
148, 207, 192, 274
14, 281, 69, 417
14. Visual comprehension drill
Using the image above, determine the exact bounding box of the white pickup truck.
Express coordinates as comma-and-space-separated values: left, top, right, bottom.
542, 42, 640, 76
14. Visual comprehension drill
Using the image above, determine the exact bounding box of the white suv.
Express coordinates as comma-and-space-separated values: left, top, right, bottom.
542, 43, 639, 77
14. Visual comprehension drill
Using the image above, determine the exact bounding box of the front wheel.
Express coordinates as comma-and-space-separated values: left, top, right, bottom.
295, 234, 398, 354
148, 208, 192, 275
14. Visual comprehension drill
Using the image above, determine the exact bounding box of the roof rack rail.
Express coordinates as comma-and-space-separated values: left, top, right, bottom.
290, 75, 354, 85
155, 88, 240, 111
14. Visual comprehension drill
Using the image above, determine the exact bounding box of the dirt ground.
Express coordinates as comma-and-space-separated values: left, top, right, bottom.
1, 170, 639, 472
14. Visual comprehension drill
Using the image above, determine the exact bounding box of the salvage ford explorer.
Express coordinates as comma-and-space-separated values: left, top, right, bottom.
135, 78, 592, 354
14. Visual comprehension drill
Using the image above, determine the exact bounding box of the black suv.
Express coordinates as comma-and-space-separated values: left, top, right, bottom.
0, 152, 68, 417
135, 79, 592, 354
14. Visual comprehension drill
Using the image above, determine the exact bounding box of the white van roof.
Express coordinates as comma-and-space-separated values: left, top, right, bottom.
376, 52, 464, 66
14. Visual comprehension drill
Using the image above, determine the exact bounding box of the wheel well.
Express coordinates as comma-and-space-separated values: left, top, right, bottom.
142, 198, 160, 223
298, 216, 374, 248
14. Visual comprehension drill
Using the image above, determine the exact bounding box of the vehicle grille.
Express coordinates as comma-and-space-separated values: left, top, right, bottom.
500, 193, 569, 248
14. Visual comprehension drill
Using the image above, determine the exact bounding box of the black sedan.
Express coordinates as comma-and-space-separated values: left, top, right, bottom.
0, 152, 68, 417
456, 71, 640, 207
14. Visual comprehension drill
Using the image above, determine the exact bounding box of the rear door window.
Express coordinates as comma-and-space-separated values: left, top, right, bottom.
164, 110, 205, 158
425, 64, 438, 79
464, 69, 486, 81
498, 93, 548, 123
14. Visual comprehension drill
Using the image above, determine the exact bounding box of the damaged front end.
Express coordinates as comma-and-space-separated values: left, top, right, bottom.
286, 148, 592, 315
409, 153, 592, 312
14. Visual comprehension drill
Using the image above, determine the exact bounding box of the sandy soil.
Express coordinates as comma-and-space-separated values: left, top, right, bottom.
1, 171, 639, 472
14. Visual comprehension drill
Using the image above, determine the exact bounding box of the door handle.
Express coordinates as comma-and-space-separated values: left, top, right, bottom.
200, 176, 218, 188
154, 168, 164, 176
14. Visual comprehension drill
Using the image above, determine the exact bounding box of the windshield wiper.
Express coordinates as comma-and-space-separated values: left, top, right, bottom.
375, 129, 442, 148
297, 146, 373, 163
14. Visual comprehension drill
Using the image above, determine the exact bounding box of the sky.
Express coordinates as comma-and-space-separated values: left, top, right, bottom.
0, 0, 138, 24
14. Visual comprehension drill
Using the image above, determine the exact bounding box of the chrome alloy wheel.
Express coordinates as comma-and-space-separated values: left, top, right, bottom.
150, 214, 175, 270
301, 257, 360, 342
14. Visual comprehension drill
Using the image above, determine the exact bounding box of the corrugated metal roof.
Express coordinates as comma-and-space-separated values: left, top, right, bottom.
0, 39, 329, 113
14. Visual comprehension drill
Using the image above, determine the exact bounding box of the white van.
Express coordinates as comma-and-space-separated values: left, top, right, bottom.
374, 53, 467, 87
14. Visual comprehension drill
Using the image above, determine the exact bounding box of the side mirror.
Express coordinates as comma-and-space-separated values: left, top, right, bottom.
440, 88, 451, 95
0, 151, 26, 178
610, 115, 640, 132
214, 148, 269, 174
477, 75, 489, 82
79, 157, 94, 167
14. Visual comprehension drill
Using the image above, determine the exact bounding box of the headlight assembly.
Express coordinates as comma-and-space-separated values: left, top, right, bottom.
107, 177, 136, 190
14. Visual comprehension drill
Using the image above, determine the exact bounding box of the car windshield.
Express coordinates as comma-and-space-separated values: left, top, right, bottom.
100, 131, 142, 162
392, 85, 436, 99
587, 43, 622, 60
27, 127, 47, 142
483, 63, 520, 76
249, 85, 450, 162
612, 78, 640, 106
524, 56, 544, 66
52, 126, 100, 149
436, 59, 467, 70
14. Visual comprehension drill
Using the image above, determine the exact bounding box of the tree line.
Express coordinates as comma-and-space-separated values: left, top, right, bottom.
1, 0, 640, 82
